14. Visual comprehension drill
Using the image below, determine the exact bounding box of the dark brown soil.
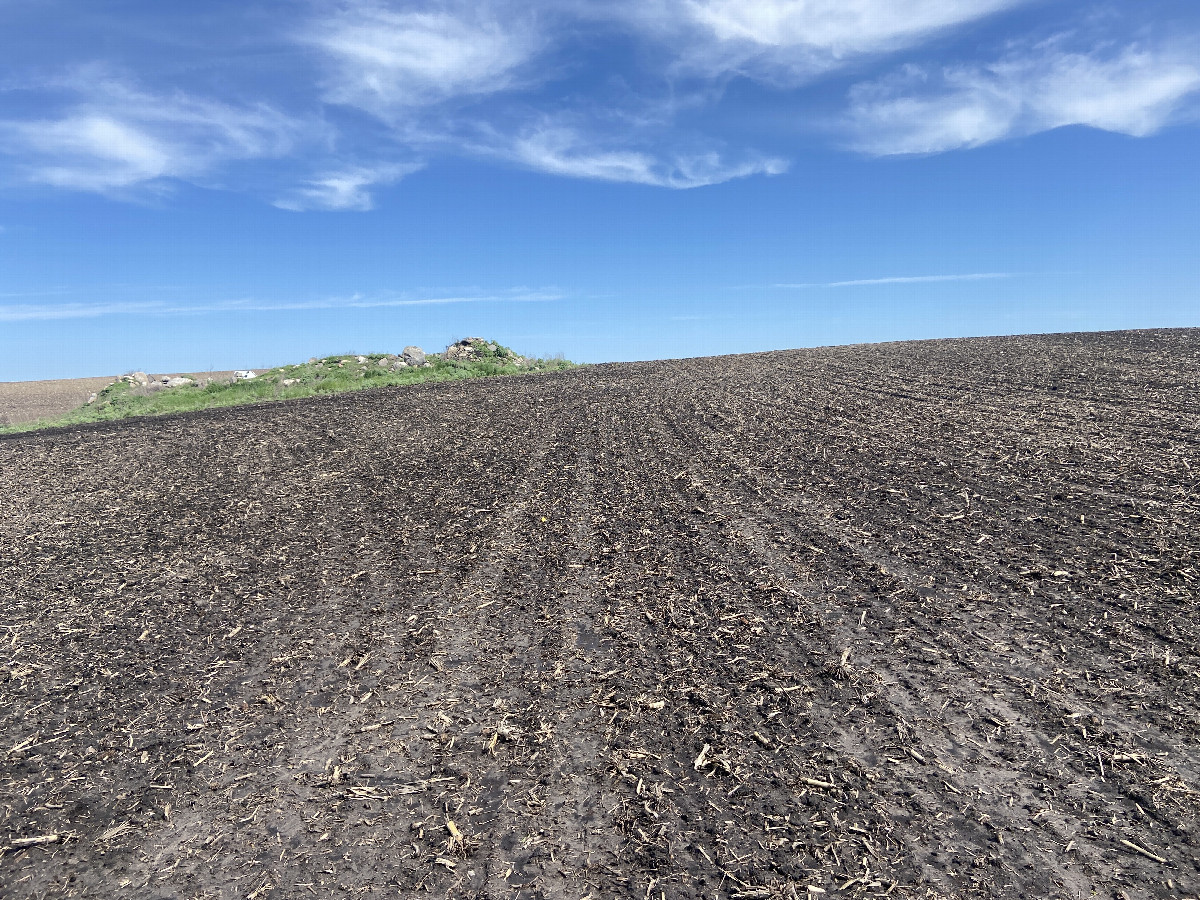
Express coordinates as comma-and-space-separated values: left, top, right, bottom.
0, 372, 240, 427
1, 329, 1197, 900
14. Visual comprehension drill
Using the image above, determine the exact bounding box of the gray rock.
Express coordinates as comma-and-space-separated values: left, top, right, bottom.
126, 371, 150, 386
234, 370, 257, 380
282, 378, 299, 386
355, 355, 367, 363
402, 346, 426, 366
444, 337, 498, 362
164, 376, 194, 388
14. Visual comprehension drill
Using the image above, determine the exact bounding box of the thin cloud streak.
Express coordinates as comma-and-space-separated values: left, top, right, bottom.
773, 273, 1013, 288
0, 290, 563, 322
504, 123, 788, 187
273, 162, 424, 211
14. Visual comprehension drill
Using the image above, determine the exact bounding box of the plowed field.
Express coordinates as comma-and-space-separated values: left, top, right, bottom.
0, 377, 119, 428
2, 329, 1197, 900
0, 372, 239, 428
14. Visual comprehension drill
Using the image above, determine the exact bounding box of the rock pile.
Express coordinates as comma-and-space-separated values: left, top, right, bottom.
442, 338, 531, 366
443, 338, 489, 362
116, 372, 196, 393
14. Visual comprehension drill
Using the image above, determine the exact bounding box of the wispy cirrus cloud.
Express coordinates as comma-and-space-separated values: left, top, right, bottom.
603, 0, 1029, 82
2, 2, 1199, 205
845, 38, 1200, 155
504, 122, 788, 187
273, 162, 424, 211
302, 1, 543, 118
301, 1, 789, 189
0, 289, 563, 322
0, 68, 307, 194
774, 273, 1013, 287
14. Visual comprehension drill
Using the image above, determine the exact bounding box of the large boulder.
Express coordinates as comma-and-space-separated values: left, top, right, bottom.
401, 346, 426, 366
163, 376, 194, 388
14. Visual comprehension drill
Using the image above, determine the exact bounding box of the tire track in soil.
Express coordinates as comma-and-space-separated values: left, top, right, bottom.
560, 391, 906, 899
0, 387, 575, 898
635, 387, 973, 898
647, 360, 1198, 899
167, 387, 590, 898
352, 392, 627, 899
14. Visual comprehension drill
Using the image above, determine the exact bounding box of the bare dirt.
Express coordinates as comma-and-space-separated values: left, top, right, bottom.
0, 372, 240, 427
1, 329, 1197, 900
0, 377, 120, 428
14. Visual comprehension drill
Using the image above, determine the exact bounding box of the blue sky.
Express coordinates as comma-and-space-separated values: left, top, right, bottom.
1, 0, 1198, 380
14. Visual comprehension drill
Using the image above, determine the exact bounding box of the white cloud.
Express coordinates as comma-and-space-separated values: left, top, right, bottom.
0, 289, 562, 321
507, 123, 788, 187
774, 273, 1012, 287
305, 1, 540, 117
847, 41, 1200, 155
0, 72, 304, 192
682, 0, 1020, 53
605, 0, 1027, 82
6, 3, 1196, 207
301, 4, 789, 189
274, 162, 423, 211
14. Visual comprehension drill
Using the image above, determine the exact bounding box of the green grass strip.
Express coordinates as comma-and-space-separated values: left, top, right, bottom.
2, 343, 575, 434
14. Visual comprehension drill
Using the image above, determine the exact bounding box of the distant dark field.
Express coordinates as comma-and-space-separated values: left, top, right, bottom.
1, 330, 1197, 899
